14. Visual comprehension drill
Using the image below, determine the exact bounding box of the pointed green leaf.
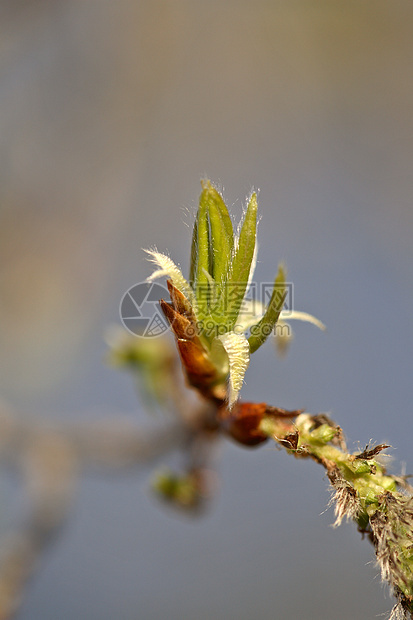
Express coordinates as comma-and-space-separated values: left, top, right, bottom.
201, 180, 234, 287
215, 192, 258, 329
195, 189, 212, 316
248, 263, 286, 354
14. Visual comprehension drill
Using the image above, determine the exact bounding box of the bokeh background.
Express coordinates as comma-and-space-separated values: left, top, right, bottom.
1, 2, 413, 618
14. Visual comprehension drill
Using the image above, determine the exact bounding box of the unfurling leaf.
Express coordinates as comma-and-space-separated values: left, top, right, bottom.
248, 263, 286, 354
218, 192, 258, 329
201, 180, 234, 289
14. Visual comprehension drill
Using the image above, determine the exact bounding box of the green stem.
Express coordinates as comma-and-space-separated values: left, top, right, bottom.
260, 412, 413, 615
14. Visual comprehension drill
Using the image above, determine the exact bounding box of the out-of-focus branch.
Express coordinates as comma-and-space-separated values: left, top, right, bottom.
0, 401, 213, 620
0, 409, 190, 471
0, 429, 78, 620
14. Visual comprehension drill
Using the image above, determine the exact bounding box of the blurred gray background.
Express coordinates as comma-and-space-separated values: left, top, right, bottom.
1, 1, 413, 618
